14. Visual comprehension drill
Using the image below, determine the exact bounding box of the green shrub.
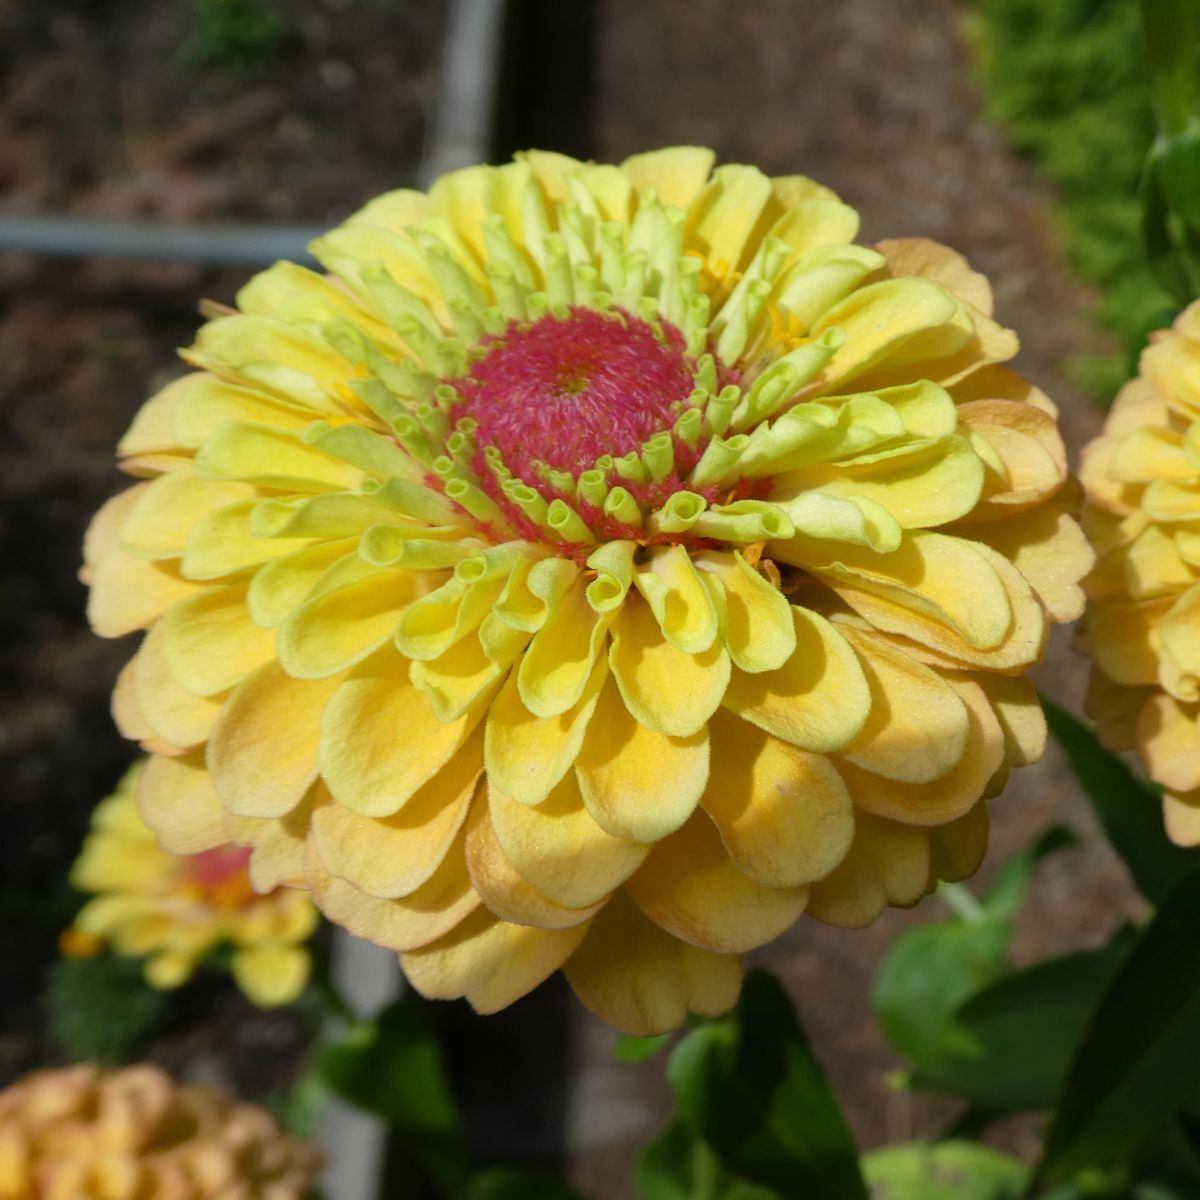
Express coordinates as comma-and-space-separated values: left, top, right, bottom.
967, 0, 1184, 398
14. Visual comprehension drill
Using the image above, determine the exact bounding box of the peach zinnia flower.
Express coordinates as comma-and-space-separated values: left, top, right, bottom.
64, 763, 317, 1006
84, 147, 1089, 1033
0, 1063, 320, 1199
1082, 302, 1200, 845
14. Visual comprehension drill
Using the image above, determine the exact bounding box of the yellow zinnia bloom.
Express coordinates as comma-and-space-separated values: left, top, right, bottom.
1081, 301, 1200, 846
84, 147, 1089, 1034
0, 1063, 321, 1199
65, 763, 317, 1006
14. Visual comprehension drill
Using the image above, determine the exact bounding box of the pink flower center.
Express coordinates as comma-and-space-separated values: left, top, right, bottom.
450, 307, 695, 480
181, 845, 256, 909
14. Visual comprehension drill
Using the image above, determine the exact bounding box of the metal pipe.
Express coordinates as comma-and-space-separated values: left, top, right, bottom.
0, 213, 324, 266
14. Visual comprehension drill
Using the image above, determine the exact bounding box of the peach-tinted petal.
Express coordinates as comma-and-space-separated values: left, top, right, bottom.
625, 812, 809, 953
576, 678, 708, 842
135, 752, 227, 855
564, 892, 742, 1036
703, 710, 852, 888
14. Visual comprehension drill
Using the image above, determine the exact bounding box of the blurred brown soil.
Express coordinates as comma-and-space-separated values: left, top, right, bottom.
0, 0, 1145, 1190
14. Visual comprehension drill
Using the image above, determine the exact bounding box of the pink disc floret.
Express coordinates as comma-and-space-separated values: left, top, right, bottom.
450, 306, 695, 479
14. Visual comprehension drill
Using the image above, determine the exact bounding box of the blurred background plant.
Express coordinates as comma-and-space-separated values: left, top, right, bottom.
182, 0, 289, 69
967, 0, 1183, 398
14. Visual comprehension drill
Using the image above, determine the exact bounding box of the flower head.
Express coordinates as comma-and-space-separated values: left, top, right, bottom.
1081, 302, 1200, 845
65, 763, 317, 1007
85, 147, 1089, 1033
0, 1063, 321, 1199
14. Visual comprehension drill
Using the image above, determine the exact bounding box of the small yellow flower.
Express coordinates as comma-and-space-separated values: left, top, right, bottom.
0, 1062, 321, 1200
85, 148, 1088, 1033
1081, 302, 1200, 845
66, 763, 317, 1006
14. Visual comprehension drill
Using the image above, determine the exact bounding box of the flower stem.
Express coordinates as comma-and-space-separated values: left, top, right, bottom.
1141, 0, 1199, 138
937, 881, 987, 925
692, 1138, 721, 1200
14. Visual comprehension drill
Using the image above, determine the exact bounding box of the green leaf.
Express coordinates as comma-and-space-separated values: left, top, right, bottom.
666, 970, 866, 1200
1036, 866, 1200, 1185
635, 1119, 781, 1200
1043, 697, 1198, 904
616, 1032, 672, 1063
1141, 150, 1196, 307
1161, 125, 1200, 227
861, 1141, 1028, 1199
317, 991, 467, 1194
465, 1167, 590, 1199
46, 954, 168, 1064
872, 916, 1012, 1069
913, 940, 1131, 1111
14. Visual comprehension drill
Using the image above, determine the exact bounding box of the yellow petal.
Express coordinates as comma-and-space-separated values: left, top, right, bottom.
977, 674, 1046, 769
195, 421, 362, 491
232, 945, 311, 1007
609, 596, 729, 737
246, 538, 358, 628
119, 467, 253, 560
279, 571, 414, 679
694, 550, 795, 673
835, 674, 1005, 826
402, 906, 587, 1014
320, 648, 489, 817
723, 607, 869, 752
625, 812, 809, 953
463, 801, 603, 929
517, 577, 614, 718
806, 814, 931, 927
1088, 595, 1173, 686
88, 546, 200, 638
967, 506, 1092, 622
875, 237, 994, 316
622, 146, 715, 210
703, 711, 853, 888
307, 831, 478, 952
310, 732, 481, 897
181, 499, 313, 580
1164, 789, 1200, 847
484, 657, 607, 805
134, 622, 226, 750
1136, 692, 1200, 792
209, 661, 344, 818
222, 788, 320, 891
576, 678, 709, 842
135, 752, 227, 855
929, 801, 990, 883
159, 583, 276, 697
564, 892, 742, 1036
634, 545, 720, 653
836, 626, 969, 784
686, 163, 776, 277
488, 773, 648, 908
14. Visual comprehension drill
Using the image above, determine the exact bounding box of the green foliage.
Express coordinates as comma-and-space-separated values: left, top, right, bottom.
46, 954, 168, 1064
873, 825, 1126, 1113
636, 1120, 779, 1200
463, 1169, 590, 1199
1043, 697, 1198, 903
1036, 866, 1200, 1187
656, 970, 867, 1200
967, 0, 1181, 396
615, 1032, 672, 1063
317, 991, 468, 1197
183, 0, 288, 69
862, 1141, 1028, 1199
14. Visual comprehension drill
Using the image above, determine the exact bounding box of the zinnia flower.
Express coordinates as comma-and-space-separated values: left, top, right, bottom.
64, 762, 317, 1006
0, 1063, 320, 1200
84, 147, 1089, 1034
1081, 302, 1200, 845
